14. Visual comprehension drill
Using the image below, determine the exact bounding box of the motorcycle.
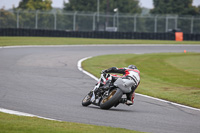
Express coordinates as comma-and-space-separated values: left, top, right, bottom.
82, 72, 135, 109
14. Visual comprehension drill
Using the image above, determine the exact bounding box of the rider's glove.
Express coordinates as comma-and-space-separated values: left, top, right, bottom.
101, 70, 107, 74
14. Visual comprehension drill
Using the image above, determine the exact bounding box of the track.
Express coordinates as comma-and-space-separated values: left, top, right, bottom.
0, 45, 200, 133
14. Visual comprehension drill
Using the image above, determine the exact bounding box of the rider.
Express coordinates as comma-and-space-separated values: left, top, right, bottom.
93, 65, 140, 106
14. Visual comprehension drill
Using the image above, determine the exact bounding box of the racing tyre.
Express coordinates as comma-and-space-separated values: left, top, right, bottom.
82, 92, 92, 106
100, 88, 123, 110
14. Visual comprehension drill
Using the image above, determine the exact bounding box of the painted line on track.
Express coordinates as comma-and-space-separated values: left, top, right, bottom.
77, 56, 98, 81
1, 44, 200, 49
77, 56, 200, 112
0, 108, 61, 121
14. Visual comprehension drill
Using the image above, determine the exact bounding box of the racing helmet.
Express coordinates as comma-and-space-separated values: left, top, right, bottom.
128, 65, 137, 69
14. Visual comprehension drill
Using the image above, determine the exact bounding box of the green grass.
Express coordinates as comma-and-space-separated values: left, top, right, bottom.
0, 112, 144, 133
0, 37, 200, 46
82, 53, 200, 108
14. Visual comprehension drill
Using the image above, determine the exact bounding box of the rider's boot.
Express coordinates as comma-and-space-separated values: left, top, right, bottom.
126, 100, 133, 106
126, 92, 135, 106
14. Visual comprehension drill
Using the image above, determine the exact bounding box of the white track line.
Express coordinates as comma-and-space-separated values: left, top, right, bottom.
77, 56, 200, 112
1, 44, 200, 49
77, 56, 98, 81
0, 108, 61, 121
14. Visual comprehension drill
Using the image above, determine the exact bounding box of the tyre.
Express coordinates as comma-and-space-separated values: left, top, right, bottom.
82, 92, 92, 106
100, 88, 123, 110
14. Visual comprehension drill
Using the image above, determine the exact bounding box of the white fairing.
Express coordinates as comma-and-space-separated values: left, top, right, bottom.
114, 78, 134, 93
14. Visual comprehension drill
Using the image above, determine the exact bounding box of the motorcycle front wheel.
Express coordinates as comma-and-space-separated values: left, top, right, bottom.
100, 88, 123, 110
82, 92, 92, 106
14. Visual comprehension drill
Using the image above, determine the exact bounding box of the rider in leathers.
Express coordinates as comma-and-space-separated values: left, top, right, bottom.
96, 65, 140, 106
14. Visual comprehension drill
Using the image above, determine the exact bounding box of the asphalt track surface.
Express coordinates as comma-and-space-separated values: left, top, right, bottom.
0, 45, 200, 133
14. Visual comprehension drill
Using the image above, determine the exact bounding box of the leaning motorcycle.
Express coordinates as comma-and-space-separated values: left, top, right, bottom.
82, 72, 135, 110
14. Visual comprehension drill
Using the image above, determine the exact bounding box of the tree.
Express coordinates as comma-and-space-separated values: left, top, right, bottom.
151, 0, 198, 15
15, 0, 53, 30
0, 8, 16, 28
197, 5, 200, 15
63, 0, 141, 31
17, 0, 52, 10
64, 0, 141, 14
98, 0, 141, 14
64, 0, 96, 12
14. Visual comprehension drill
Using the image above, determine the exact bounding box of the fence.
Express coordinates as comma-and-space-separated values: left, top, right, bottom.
1, 10, 200, 33
1, 28, 200, 40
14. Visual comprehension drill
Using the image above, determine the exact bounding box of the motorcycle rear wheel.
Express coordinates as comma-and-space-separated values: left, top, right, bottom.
100, 88, 123, 110
82, 93, 92, 106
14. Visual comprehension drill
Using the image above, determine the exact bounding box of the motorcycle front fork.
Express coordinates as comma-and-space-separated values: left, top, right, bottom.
90, 84, 100, 102
90, 74, 111, 103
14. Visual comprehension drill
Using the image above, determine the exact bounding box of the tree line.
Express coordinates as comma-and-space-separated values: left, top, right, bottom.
2, 0, 200, 15
0, 0, 200, 33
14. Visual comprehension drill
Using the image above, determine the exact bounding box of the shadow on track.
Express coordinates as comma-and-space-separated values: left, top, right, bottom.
83, 105, 136, 113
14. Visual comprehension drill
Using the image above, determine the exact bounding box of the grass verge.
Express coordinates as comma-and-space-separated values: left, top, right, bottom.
0, 112, 144, 133
82, 53, 200, 108
0, 37, 200, 46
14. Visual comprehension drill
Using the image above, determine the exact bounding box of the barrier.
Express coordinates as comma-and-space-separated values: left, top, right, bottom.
0, 28, 199, 40
175, 32, 183, 41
